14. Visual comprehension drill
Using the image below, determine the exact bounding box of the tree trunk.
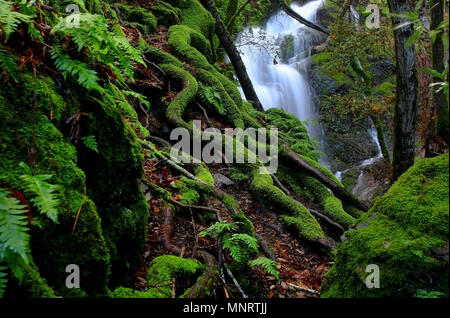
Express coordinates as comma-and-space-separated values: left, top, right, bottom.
203, 0, 265, 112
275, 0, 329, 35
430, 0, 449, 145
387, 0, 419, 180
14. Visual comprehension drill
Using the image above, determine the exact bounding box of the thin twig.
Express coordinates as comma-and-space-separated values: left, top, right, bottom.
72, 184, 87, 235
309, 209, 345, 233
224, 263, 248, 298
288, 282, 319, 296
170, 199, 220, 214
190, 207, 199, 258
271, 174, 291, 196
195, 101, 213, 127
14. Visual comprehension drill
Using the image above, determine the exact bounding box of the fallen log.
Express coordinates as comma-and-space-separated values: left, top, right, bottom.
285, 149, 369, 212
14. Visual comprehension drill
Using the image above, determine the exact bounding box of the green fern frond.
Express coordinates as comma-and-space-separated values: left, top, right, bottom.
0, 189, 30, 262
51, 48, 104, 93
52, 13, 144, 81
223, 233, 258, 265
0, 47, 18, 82
248, 257, 279, 280
199, 221, 237, 239
198, 84, 226, 115
19, 163, 61, 224
0, 265, 7, 298
0, 0, 33, 42
123, 90, 151, 111
81, 135, 99, 153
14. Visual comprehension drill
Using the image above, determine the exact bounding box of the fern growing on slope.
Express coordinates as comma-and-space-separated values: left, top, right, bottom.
0, 0, 32, 42
198, 83, 226, 115
19, 162, 61, 224
50, 47, 104, 93
0, 188, 30, 262
0, 47, 17, 82
51, 13, 144, 81
81, 135, 99, 153
199, 221, 237, 239
248, 257, 279, 280
223, 233, 259, 266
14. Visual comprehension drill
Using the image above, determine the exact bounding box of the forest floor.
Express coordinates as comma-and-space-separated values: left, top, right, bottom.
132, 129, 332, 298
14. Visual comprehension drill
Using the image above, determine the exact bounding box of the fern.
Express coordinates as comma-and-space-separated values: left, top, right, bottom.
0, 0, 32, 42
0, 265, 7, 298
223, 233, 258, 265
81, 135, 99, 153
0, 188, 30, 262
248, 257, 279, 280
52, 13, 144, 81
198, 84, 226, 115
0, 47, 17, 82
199, 221, 237, 239
51, 47, 104, 93
19, 162, 61, 224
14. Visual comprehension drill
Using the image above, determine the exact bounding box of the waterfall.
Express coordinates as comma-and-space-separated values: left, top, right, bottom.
235, 0, 330, 166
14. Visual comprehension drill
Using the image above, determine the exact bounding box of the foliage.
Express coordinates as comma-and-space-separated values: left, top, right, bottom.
0, 188, 30, 262
81, 135, 99, 153
0, 47, 17, 81
248, 257, 279, 280
51, 47, 103, 93
19, 162, 61, 224
223, 233, 258, 266
199, 221, 237, 239
51, 12, 144, 81
198, 83, 226, 115
0, 0, 32, 42
415, 289, 447, 298
0, 265, 7, 297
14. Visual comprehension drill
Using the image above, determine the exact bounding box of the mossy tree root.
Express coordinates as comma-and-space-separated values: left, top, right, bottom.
250, 171, 333, 247
181, 250, 219, 298
160, 63, 198, 129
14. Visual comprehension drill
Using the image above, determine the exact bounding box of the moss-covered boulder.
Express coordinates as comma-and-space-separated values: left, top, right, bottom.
321, 154, 449, 297
111, 255, 204, 298
0, 74, 110, 296
0, 70, 149, 295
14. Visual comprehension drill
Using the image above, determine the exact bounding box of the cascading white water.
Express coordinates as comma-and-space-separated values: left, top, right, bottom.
235, 0, 330, 165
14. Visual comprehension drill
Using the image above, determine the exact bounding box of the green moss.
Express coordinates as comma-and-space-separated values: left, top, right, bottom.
141, 42, 185, 69
194, 164, 214, 186
164, 0, 214, 37
278, 165, 355, 229
148, 0, 181, 26
196, 68, 244, 129
77, 93, 148, 288
115, 3, 157, 34
321, 154, 449, 297
250, 171, 325, 242
0, 73, 110, 296
146, 255, 204, 298
174, 180, 201, 205
160, 63, 198, 129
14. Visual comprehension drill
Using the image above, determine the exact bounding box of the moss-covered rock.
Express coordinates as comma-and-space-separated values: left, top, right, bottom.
0, 73, 110, 296
321, 154, 449, 297
77, 91, 148, 288
114, 3, 157, 34
146, 255, 204, 298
